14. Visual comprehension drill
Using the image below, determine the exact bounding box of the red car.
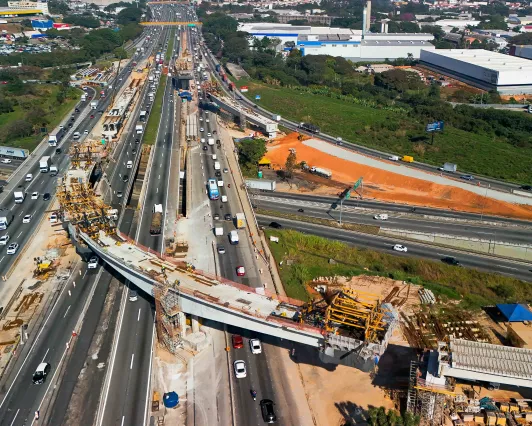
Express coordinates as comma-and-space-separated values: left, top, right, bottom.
232, 334, 243, 349
90, 115, 94, 119
236, 266, 245, 277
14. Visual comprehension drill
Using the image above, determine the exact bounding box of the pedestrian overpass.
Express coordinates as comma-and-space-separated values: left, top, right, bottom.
140, 21, 201, 26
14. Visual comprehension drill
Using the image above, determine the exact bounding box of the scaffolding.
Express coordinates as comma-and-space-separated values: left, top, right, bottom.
301, 288, 388, 343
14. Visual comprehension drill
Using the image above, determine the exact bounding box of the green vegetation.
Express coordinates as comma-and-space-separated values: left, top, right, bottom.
237, 138, 267, 176
165, 29, 175, 62
367, 406, 420, 426
144, 75, 167, 146
243, 82, 532, 183
266, 229, 532, 308
0, 70, 80, 151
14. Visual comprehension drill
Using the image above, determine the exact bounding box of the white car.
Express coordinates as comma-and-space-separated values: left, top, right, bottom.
126, 160, 133, 169
6, 243, 19, 255
31, 192, 39, 200
249, 339, 262, 354
25, 173, 33, 182
88, 256, 98, 269
0, 235, 9, 245
207, 132, 212, 137
1, 158, 11, 164
199, 117, 203, 121
49, 213, 58, 223
393, 244, 408, 252
233, 360, 247, 378
22, 214, 32, 223
200, 127, 204, 132
84, 130, 89, 135
205, 118, 210, 123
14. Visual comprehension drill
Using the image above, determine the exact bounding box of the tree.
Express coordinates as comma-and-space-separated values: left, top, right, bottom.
114, 47, 128, 60
237, 139, 267, 175
116, 7, 143, 25
25, 107, 49, 128
285, 150, 297, 180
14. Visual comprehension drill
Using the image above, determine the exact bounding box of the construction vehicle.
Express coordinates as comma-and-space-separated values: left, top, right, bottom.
309, 166, 332, 179
150, 204, 163, 235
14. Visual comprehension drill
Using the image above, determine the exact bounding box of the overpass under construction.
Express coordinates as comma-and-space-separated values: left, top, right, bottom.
141, 21, 201, 26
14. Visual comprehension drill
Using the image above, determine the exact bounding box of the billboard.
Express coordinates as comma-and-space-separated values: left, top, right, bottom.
425, 121, 444, 132
240, 86, 248, 92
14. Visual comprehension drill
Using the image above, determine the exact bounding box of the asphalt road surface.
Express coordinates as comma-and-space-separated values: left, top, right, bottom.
257, 215, 532, 282
253, 194, 532, 245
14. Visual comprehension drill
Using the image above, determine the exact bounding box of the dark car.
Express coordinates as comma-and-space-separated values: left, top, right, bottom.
224, 213, 232, 221
232, 334, 243, 349
442, 256, 460, 266
203, 145, 208, 151
75, 108, 80, 113
32, 362, 51, 385
43, 193, 51, 201
90, 114, 94, 119
123, 175, 129, 182
55, 148, 62, 155
521, 185, 532, 191
132, 148, 137, 154
135, 139, 140, 144
260, 399, 277, 423
269, 222, 282, 229
460, 175, 475, 181
215, 171, 221, 177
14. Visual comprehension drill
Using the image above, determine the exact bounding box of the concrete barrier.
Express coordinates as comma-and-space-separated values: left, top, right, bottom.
512, 190, 532, 198
379, 228, 532, 262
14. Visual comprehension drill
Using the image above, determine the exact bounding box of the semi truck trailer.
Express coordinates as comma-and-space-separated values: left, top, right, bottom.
150, 204, 163, 235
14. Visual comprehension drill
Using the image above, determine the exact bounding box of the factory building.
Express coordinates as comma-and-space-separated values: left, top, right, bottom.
239, 22, 435, 61
420, 49, 532, 94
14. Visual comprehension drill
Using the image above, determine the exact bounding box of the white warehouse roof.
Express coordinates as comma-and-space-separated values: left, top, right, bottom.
420, 49, 532, 93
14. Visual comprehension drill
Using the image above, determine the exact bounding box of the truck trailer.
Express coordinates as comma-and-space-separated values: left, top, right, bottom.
309, 166, 332, 179
235, 213, 246, 229
439, 162, 457, 173
39, 156, 51, 173
150, 204, 163, 235
0, 210, 14, 230
245, 179, 276, 192
298, 122, 320, 134
48, 128, 64, 147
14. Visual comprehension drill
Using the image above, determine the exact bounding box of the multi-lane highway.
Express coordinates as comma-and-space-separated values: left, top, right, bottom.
253, 193, 532, 245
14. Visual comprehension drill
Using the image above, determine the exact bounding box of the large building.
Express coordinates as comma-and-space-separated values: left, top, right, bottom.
0, 0, 49, 16
420, 49, 532, 94
239, 23, 435, 61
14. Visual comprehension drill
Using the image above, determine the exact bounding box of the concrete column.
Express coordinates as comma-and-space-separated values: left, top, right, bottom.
191, 314, 200, 333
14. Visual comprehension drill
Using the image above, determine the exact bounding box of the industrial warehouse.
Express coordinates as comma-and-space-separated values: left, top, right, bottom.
420, 49, 532, 94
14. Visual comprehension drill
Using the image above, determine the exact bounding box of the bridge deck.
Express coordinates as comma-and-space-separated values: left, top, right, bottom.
96, 231, 303, 323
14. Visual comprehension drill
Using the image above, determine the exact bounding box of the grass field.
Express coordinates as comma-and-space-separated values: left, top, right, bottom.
143, 75, 167, 146
0, 85, 80, 152
165, 29, 175, 62
243, 82, 532, 183
265, 229, 532, 309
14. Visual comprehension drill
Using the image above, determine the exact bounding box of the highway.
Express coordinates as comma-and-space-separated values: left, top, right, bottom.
199, 46, 526, 195
253, 194, 532, 245
0, 15, 167, 426
257, 215, 532, 282
97, 8, 177, 425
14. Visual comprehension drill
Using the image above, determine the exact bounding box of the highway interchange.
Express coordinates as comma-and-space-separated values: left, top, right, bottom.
0, 3, 529, 426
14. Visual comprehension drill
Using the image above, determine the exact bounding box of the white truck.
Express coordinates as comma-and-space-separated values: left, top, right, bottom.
214, 227, 223, 236
90, 101, 98, 110
221, 195, 228, 203
271, 114, 281, 121
229, 230, 239, 245
148, 75, 154, 83
208, 138, 214, 145
214, 161, 220, 170
245, 179, 276, 192
81, 93, 87, 102
39, 156, 51, 173
14, 185, 25, 204
309, 166, 332, 179
0, 210, 14, 230
135, 124, 143, 134
50, 165, 58, 176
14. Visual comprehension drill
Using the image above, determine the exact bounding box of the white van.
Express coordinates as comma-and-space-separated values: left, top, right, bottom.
389, 155, 399, 161
229, 230, 239, 245
221, 195, 228, 203
214, 161, 220, 170
212, 154, 217, 160
217, 180, 223, 187
200, 138, 205, 143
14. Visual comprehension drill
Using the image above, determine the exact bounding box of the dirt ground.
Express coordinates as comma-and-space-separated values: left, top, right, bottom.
263, 132, 532, 220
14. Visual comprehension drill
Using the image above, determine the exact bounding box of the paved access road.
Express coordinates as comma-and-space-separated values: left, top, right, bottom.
257, 215, 532, 282
254, 194, 532, 245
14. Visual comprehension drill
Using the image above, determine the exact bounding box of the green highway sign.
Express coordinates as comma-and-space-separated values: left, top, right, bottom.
353, 177, 363, 191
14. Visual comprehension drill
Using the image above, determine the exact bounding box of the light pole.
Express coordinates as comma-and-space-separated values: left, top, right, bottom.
480, 184, 489, 222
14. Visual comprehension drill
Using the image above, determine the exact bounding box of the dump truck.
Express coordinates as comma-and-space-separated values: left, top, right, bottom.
14, 185, 25, 204
0, 210, 14, 230
150, 204, 163, 235
39, 156, 51, 173
235, 213, 246, 229
245, 179, 276, 192
309, 166, 332, 179
438, 162, 457, 173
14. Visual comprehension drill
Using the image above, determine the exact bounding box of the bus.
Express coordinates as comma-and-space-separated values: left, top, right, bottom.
207, 179, 219, 200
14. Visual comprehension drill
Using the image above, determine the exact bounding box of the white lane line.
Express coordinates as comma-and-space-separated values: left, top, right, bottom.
41, 348, 50, 363
16, 231, 22, 239
138, 308, 141, 321
0, 256, 4, 263
9, 409, 19, 426
498, 265, 519, 271
17, 211, 23, 217
121, 416, 125, 426
130, 353, 134, 370
158, 175, 161, 180
63, 305, 71, 318
156, 188, 159, 193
